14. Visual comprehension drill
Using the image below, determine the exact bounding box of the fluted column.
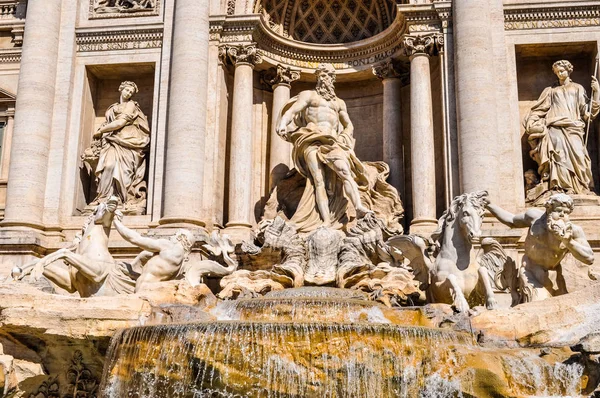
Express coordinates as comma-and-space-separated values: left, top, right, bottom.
1, 109, 15, 180
265, 65, 300, 190
226, 44, 262, 232
372, 59, 408, 195
160, 0, 210, 227
405, 35, 439, 232
453, 0, 499, 196
3, 0, 62, 228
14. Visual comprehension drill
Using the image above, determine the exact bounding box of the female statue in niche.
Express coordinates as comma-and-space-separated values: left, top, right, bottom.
82, 81, 150, 215
524, 60, 599, 200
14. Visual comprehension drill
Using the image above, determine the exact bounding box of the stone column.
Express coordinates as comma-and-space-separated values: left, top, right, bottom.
405, 35, 440, 232
453, 0, 499, 196
1, 108, 14, 180
372, 59, 408, 195
3, 0, 62, 228
160, 0, 210, 227
264, 65, 300, 190
225, 44, 262, 234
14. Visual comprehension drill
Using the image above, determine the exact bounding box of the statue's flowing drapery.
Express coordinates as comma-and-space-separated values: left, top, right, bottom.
94, 101, 150, 204
279, 96, 404, 234
525, 82, 599, 194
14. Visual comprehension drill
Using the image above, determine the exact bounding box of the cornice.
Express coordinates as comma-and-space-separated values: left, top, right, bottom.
504, 2, 600, 30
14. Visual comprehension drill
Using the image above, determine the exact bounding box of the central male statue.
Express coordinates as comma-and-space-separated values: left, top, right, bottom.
276, 63, 403, 233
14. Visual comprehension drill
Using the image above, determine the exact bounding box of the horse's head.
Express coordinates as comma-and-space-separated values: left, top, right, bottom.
447, 191, 488, 244
93, 196, 118, 227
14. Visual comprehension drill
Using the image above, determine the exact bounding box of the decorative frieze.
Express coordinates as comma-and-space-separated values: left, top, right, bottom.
76, 28, 163, 52
504, 4, 600, 30
89, 0, 160, 19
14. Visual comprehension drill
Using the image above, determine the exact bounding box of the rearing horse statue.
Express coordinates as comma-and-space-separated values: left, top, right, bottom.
388, 191, 498, 312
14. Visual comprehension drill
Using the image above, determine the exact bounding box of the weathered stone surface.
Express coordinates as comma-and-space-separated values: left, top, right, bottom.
470, 283, 600, 346
137, 280, 217, 308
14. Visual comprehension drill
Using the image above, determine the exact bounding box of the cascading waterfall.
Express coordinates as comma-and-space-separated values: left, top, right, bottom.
100, 291, 586, 397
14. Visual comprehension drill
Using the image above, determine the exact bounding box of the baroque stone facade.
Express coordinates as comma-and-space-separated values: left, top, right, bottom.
0, 0, 596, 282
1, 0, 600, 396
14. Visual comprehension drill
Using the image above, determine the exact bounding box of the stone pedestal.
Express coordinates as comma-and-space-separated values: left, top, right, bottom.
405, 35, 439, 233
225, 45, 262, 234
2, 0, 62, 229
160, 0, 210, 228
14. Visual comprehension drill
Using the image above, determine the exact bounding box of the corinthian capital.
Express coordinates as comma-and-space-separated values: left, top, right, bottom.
263, 64, 301, 88
372, 58, 409, 82
225, 44, 263, 67
403, 34, 443, 58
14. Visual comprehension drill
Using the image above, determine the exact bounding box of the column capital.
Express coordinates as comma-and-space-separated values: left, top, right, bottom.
403, 34, 443, 58
262, 64, 301, 88
222, 44, 263, 67
372, 59, 410, 84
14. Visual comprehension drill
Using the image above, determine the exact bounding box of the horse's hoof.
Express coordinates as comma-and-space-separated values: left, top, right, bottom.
486, 298, 498, 310
453, 299, 470, 313
11, 266, 23, 280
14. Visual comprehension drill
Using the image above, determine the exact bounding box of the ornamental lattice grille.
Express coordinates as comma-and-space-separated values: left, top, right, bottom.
257, 0, 396, 44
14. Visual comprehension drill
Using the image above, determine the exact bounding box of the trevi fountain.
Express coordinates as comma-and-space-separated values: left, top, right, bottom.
0, 0, 600, 397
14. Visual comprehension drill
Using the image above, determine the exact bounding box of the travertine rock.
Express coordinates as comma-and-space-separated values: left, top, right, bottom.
470, 283, 600, 346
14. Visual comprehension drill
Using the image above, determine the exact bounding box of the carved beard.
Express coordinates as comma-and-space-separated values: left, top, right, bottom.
547, 212, 570, 237
316, 78, 337, 101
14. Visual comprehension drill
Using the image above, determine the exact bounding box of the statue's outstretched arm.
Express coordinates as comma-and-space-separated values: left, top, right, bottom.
486, 204, 536, 228
113, 218, 163, 253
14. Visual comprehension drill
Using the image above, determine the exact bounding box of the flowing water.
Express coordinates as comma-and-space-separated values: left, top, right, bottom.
100, 290, 586, 397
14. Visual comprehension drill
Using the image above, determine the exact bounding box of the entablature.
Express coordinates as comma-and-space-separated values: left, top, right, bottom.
210, 2, 446, 77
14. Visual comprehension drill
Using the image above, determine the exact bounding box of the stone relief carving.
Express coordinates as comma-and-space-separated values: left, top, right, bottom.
275, 63, 404, 233
91, 0, 158, 17
388, 191, 499, 313
487, 193, 594, 302
27, 351, 99, 398
81, 81, 150, 215
524, 60, 599, 202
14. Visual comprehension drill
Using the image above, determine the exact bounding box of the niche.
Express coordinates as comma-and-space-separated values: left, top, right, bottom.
76, 63, 155, 215
515, 42, 599, 203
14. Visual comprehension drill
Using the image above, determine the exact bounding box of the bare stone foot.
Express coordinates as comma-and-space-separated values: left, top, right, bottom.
355, 206, 372, 219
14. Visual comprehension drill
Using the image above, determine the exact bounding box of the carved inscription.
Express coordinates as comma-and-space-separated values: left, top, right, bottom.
76, 30, 163, 52
505, 18, 600, 30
